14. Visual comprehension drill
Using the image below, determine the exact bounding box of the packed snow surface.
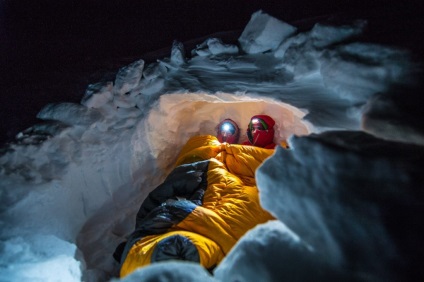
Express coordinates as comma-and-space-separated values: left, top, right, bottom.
1, 10, 423, 282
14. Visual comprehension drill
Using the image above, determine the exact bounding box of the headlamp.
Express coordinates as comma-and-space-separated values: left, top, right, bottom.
220, 122, 236, 134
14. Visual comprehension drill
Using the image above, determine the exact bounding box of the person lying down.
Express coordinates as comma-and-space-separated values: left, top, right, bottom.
114, 134, 277, 278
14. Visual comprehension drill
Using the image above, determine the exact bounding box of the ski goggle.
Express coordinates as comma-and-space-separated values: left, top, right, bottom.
220, 121, 236, 135
248, 118, 268, 131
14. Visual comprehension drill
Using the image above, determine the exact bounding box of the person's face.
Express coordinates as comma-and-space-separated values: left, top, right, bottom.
220, 129, 231, 139
250, 118, 267, 133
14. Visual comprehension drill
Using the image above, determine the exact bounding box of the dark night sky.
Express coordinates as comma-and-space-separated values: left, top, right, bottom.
1, 0, 423, 145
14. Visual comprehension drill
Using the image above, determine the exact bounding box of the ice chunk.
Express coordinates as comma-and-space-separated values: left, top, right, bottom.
15, 121, 70, 145
362, 88, 424, 146
0, 235, 81, 282
214, 221, 346, 281
170, 40, 187, 66
134, 62, 167, 108
274, 32, 308, 58
257, 131, 424, 280
81, 81, 113, 108
143, 62, 165, 81
140, 77, 165, 97
191, 38, 239, 57
114, 60, 144, 95
37, 103, 103, 126
113, 94, 137, 108
320, 42, 413, 102
280, 41, 321, 77
113, 261, 218, 282
311, 20, 367, 48
238, 10, 297, 54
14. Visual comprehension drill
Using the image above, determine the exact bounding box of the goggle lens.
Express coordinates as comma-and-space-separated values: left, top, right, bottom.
249, 118, 268, 131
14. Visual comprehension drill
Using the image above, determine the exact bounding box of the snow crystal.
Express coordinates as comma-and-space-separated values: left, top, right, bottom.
238, 10, 297, 54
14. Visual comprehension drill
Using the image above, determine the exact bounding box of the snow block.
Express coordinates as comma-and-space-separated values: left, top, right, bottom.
170, 40, 187, 66
114, 59, 145, 95
140, 77, 165, 97
0, 235, 82, 282
258, 131, 424, 281
362, 89, 424, 146
37, 102, 103, 126
191, 38, 239, 57
142, 62, 164, 80
113, 261, 218, 282
274, 32, 308, 58
320, 42, 413, 102
311, 20, 367, 48
113, 94, 137, 108
238, 10, 297, 54
214, 221, 345, 282
81, 81, 113, 108
15, 121, 70, 144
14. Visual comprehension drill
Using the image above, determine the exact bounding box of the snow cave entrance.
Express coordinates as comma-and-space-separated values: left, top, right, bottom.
142, 92, 312, 172
76, 91, 313, 280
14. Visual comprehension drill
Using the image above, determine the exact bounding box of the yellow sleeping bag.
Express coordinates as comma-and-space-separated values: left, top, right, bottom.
119, 135, 275, 277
